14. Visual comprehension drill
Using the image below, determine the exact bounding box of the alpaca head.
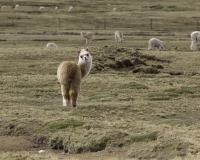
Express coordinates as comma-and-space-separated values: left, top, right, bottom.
78, 48, 92, 65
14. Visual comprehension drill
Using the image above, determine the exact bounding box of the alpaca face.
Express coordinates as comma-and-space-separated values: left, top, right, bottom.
78, 49, 92, 65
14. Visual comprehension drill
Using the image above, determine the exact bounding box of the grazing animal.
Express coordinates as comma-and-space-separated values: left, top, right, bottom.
57, 48, 92, 107
81, 31, 93, 44
39, 6, 45, 10
11, 4, 19, 9
69, 6, 73, 12
55, 6, 58, 10
115, 31, 123, 43
148, 38, 164, 50
1, 6, 6, 9
113, 8, 117, 11
190, 31, 200, 50
46, 42, 57, 48
14, 4, 19, 9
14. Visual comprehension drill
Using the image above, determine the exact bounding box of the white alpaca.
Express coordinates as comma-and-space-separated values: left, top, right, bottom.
46, 42, 57, 48
115, 31, 123, 43
14, 4, 19, 9
81, 31, 93, 44
148, 38, 164, 50
69, 6, 73, 12
55, 6, 58, 10
39, 6, 45, 10
1, 6, 6, 9
190, 31, 200, 50
113, 8, 117, 11
57, 48, 92, 107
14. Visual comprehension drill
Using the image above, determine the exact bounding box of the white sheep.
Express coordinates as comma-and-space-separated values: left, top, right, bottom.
81, 31, 93, 44
46, 42, 57, 48
190, 31, 200, 50
148, 38, 164, 50
115, 31, 123, 43
39, 6, 45, 10
69, 6, 73, 12
57, 48, 92, 107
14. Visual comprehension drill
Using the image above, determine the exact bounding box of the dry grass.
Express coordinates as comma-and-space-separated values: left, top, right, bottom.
1, 0, 200, 159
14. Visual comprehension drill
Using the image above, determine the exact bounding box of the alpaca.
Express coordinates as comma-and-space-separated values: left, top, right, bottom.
81, 31, 93, 44
1, 6, 6, 9
11, 4, 19, 9
148, 38, 164, 50
39, 6, 45, 10
57, 48, 92, 107
46, 42, 57, 48
190, 31, 200, 50
115, 31, 123, 43
55, 6, 58, 10
113, 8, 117, 11
14, 4, 19, 9
69, 6, 73, 12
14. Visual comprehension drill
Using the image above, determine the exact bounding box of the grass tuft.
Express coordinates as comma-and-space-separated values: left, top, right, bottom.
45, 119, 84, 129
130, 131, 158, 142
151, 119, 193, 126
164, 87, 195, 94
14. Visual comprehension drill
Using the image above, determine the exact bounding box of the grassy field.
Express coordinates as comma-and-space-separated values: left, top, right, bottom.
1, 0, 200, 160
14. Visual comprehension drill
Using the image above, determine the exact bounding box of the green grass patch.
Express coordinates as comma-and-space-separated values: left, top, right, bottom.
148, 97, 171, 101
188, 94, 200, 98
168, 6, 176, 9
117, 82, 148, 89
45, 119, 84, 129
147, 92, 179, 101
151, 119, 193, 126
164, 87, 195, 94
130, 131, 158, 142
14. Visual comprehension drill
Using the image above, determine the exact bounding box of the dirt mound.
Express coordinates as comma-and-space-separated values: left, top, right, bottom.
92, 46, 171, 74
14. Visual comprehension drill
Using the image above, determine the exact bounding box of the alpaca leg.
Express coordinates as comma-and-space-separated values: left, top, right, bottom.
191, 42, 196, 50
69, 89, 79, 107
61, 84, 70, 107
62, 96, 70, 107
86, 38, 88, 44
190, 43, 193, 50
148, 45, 152, 50
194, 43, 197, 50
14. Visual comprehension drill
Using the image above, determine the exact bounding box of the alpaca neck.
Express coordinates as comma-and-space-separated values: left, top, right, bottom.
78, 62, 92, 79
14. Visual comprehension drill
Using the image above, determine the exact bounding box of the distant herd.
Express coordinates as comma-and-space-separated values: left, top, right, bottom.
47, 30, 200, 51
1, 4, 198, 50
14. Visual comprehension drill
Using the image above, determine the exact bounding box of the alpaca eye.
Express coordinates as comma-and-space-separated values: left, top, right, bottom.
80, 56, 83, 58
86, 54, 89, 56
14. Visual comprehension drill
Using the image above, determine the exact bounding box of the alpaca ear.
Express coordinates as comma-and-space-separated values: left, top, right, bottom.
86, 47, 89, 51
77, 50, 80, 56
